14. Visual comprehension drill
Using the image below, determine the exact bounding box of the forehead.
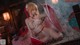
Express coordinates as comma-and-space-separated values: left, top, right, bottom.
26, 3, 38, 10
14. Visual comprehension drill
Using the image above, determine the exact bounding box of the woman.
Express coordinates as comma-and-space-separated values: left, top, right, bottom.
25, 2, 63, 44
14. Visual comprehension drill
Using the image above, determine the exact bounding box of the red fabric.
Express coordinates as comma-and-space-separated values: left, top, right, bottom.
18, 27, 44, 45
44, 17, 52, 28
31, 38, 43, 45
73, 27, 80, 32
19, 27, 28, 37
43, 5, 63, 32
24, 8, 29, 18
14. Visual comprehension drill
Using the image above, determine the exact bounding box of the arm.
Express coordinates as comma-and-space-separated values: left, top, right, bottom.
25, 18, 35, 30
25, 18, 36, 37
25, 18, 33, 37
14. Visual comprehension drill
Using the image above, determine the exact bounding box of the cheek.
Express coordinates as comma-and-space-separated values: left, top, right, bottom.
29, 15, 32, 17
29, 11, 32, 15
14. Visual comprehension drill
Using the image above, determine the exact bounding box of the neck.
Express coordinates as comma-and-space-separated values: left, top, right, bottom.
29, 17, 34, 19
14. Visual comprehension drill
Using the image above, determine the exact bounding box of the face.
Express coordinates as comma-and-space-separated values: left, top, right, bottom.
26, 3, 39, 18
29, 8, 39, 18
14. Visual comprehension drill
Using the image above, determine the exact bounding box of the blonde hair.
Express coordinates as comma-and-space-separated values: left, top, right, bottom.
26, 2, 38, 13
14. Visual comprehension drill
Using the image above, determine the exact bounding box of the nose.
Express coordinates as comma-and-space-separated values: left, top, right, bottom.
32, 10, 36, 14
33, 10, 36, 13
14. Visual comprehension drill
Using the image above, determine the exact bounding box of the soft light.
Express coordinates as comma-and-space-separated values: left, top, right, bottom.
52, 0, 58, 4
3, 12, 10, 21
